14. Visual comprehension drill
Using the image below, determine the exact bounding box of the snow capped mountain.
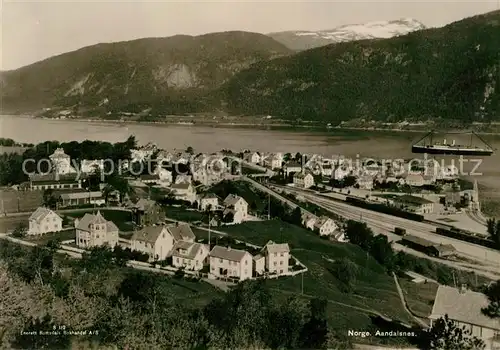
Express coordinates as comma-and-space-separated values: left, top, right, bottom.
268, 18, 426, 51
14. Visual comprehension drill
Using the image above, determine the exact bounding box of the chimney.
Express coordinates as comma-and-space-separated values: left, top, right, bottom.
176, 221, 179, 227
74, 218, 79, 227
460, 284, 467, 294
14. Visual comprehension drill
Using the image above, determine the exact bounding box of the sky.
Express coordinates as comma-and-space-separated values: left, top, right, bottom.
1, 1, 498, 70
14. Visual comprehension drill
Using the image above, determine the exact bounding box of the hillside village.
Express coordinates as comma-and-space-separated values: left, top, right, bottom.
1, 139, 499, 349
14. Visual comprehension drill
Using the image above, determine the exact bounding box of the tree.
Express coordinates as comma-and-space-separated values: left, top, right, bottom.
483, 281, 500, 318
299, 298, 329, 349
42, 189, 58, 209
186, 146, 194, 154
288, 207, 303, 226
369, 235, 395, 271
11, 223, 27, 238
487, 218, 500, 246
344, 220, 373, 250
424, 314, 485, 349
105, 174, 134, 203
330, 258, 358, 292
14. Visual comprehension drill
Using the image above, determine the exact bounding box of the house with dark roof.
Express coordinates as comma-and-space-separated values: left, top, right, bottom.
401, 235, 456, 258
127, 198, 165, 226
74, 211, 118, 249
284, 161, 302, 176
130, 225, 172, 261
29, 173, 83, 191
392, 194, 434, 214
56, 189, 104, 207
171, 241, 210, 271
209, 245, 253, 281
430, 285, 500, 349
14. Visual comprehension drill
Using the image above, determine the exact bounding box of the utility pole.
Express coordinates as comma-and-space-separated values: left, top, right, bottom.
452, 271, 457, 288
267, 193, 270, 220
301, 271, 304, 295
208, 212, 211, 247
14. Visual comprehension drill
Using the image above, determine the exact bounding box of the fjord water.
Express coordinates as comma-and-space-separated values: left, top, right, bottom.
2, 115, 500, 210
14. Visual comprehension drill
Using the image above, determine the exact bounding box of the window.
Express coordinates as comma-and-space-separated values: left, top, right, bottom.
176, 258, 179, 263
219, 259, 223, 263
280, 261, 283, 265
273, 261, 277, 266
280, 252, 284, 257
211, 266, 215, 271
245, 260, 248, 265
280, 269, 283, 274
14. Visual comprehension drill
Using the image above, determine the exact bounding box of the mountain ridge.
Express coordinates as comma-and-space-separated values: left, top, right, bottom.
267, 18, 426, 51
0, 31, 292, 114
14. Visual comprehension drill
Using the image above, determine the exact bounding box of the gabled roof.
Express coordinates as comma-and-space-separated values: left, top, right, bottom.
209, 245, 250, 262
129, 198, 157, 211
286, 161, 301, 168
263, 240, 290, 254
166, 223, 196, 241
171, 241, 208, 260
60, 191, 102, 200
171, 183, 193, 190
314, 216, 335, 229
223, 194, 246, 207
75, 211, 118, 232
131, 225, 166, 244
200, 192, 219, 200
430, 285, 500, 330
294, 172, 313, 179
29, 207, 58, 223
395, 195, 433, 205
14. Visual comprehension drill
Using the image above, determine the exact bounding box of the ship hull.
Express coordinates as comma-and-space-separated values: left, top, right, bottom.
412, 146, 493, 156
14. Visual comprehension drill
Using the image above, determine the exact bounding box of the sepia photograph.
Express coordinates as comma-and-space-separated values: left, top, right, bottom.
1, 1, 500, 349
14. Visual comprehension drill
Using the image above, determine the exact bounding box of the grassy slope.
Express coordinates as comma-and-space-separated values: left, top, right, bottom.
199, 220, 415, 331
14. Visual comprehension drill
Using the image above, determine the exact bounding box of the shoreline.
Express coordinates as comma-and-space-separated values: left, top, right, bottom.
9, 115, 500, 136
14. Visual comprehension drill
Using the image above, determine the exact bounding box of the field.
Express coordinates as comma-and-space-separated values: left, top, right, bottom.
25, 228, 76, 245
212, 220, 417, 336
0, 189, 43, 213
164, 206, 204, 222
398, 279, 439, 320
65, 209, 135, 232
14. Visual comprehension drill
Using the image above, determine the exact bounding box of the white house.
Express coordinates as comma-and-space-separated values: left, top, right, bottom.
223, 194, 248, 223
333, 165, 351, 181
430, 285, 500, 350
28, 207, 63, 235
404, 173, 425, 187
262, 240, 290, 275
75, 211, 119, 249
244, 152, 261, 164
154, 166, 173, 184
170, 182, 197, 203
301, 213, 317, 230
357, 175, 374, 190
49, 148, 77, 175
321, 164, 333, 177
171, 241, 210, 271
314, 216, 338, 236
131, 225, 173, 261
262, 153, 282, 170
284, 161, 302, 176
209, 245, 253, 281
80, 159, 105, 174
198, 193, 219, 211
175, 175, 192, 185
293, 172, 315, 189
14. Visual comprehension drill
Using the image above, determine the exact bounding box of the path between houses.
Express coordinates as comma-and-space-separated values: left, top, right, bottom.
392, 272, 429, 328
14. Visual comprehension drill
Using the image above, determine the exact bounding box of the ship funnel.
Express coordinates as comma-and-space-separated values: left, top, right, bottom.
443, 139, 447, 145
452, 140, 456, 146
